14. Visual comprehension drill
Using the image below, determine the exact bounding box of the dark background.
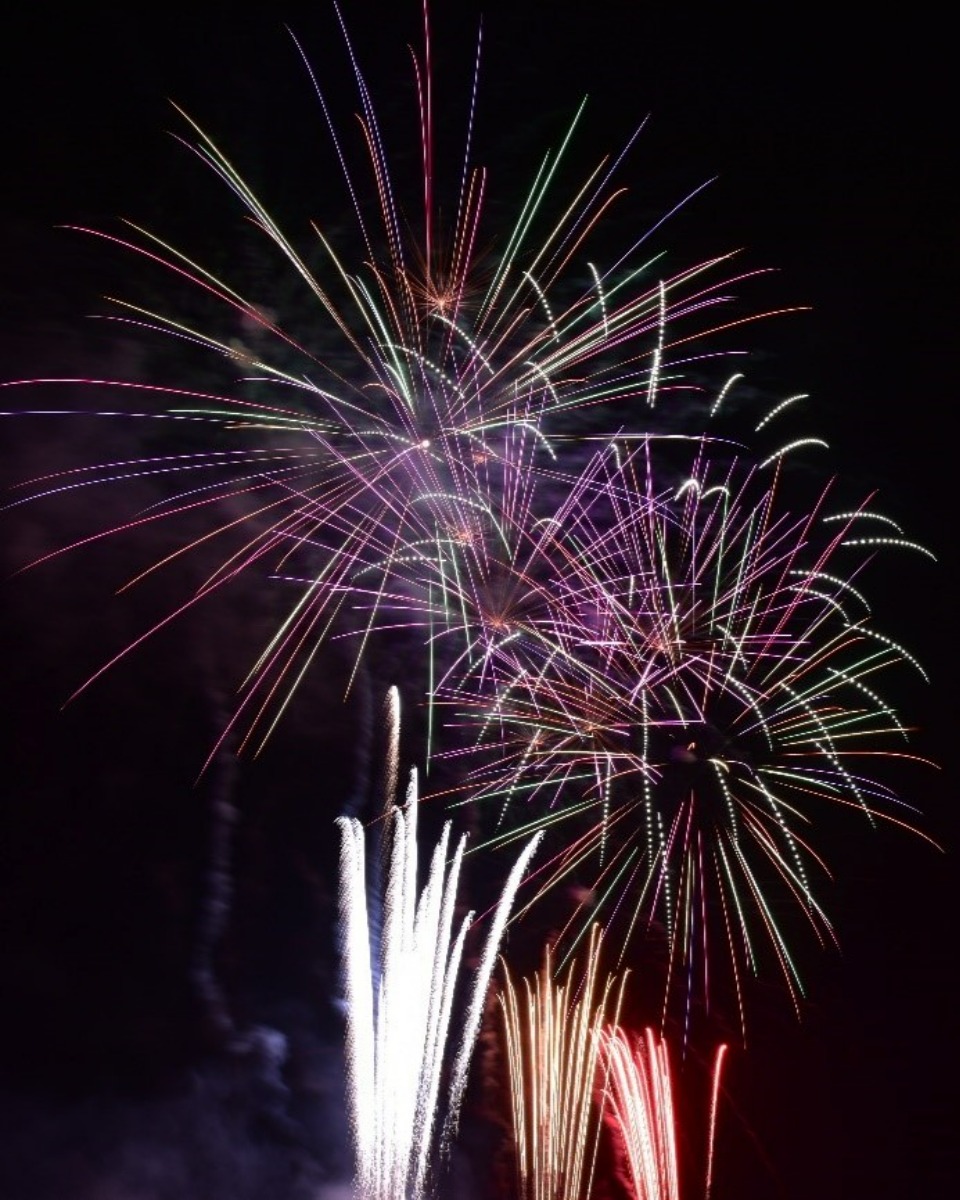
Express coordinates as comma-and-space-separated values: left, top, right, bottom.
0, 3, 954, 1198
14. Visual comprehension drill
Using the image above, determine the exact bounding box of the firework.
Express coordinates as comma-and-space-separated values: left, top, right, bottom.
1, 3, 933, 1040
498, 927, 624, 1200
1, 4, 783, 767
599, 1027, 727, 1200
338, 766, 540, 1199
441, 432, 933, 1030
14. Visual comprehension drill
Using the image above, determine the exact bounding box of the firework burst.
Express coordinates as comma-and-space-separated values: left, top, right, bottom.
440, 431, 934, 1030
1, 3, 787, 767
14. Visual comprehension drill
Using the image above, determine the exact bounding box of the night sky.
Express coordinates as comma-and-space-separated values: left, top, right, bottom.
1, 4, 955, 1198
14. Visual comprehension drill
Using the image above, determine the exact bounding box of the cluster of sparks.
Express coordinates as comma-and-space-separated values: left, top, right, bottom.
338, 738, 541, 1199
499, 929, 726, 1200
1, 3, 938, 1196
499, 930, 621, 1200
600, 1027, 727, 1200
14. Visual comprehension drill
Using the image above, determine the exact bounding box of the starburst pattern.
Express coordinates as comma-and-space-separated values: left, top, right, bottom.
438, 434, 933, 1028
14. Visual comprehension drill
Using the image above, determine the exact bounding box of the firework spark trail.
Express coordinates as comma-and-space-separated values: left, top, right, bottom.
499, 927, 624, 1200
600, 1028, 679, 1200
338, 771, 540, 1199
598, 1027, 727, 1200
